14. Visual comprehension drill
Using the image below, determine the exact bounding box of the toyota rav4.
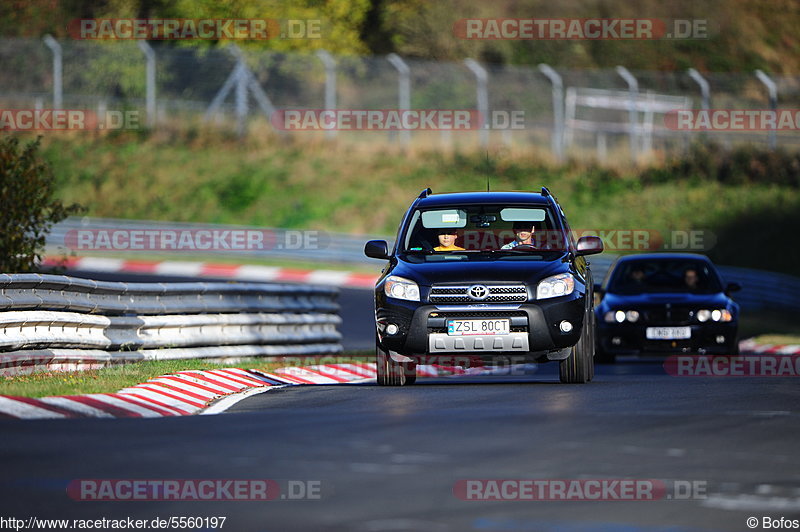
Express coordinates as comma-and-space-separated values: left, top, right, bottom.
364, 188, 604, 386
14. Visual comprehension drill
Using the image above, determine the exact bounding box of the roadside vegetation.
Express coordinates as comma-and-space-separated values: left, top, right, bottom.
35, 130, 800, 276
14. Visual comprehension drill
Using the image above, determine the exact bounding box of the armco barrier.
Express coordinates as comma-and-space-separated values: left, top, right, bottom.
0, 274, 341, 376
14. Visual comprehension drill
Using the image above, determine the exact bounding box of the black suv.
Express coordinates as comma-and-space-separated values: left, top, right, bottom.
364, 188, 604, 386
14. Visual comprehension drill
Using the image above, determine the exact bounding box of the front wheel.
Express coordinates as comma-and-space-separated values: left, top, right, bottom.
559, 308, 594, 384
376, 340, 417, 386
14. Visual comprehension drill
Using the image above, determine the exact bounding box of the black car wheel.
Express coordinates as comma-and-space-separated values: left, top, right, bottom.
376, 339, 417, 386
560, 308, 593, 384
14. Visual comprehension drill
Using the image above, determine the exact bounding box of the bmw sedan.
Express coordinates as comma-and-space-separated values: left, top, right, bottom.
595, 253, 741, 362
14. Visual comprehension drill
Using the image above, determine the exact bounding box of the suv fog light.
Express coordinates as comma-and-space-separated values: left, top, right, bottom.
559, 320, 573, 333
612, 337, 622, 345
386, 323, 399, 335
716, 335, 725, 344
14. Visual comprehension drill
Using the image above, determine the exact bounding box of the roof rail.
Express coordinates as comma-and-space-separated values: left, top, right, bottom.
540, 187, 551, 197
418, 188, 432, 198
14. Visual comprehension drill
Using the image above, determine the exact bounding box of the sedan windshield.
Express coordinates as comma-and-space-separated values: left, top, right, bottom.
608, 259, 723, 294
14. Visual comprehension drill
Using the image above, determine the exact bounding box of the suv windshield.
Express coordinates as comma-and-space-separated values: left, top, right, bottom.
400, 205, 566, 261
607, 259, 723, 294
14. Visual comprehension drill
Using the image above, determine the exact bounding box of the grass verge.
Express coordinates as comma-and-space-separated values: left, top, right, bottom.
0, 353, 373, 399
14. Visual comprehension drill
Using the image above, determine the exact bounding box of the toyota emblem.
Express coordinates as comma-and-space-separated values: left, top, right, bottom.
468, 284, 489, 300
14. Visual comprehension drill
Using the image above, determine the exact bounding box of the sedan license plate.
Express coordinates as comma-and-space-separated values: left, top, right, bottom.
646, 326, 691, 340
447, 319, 509, 336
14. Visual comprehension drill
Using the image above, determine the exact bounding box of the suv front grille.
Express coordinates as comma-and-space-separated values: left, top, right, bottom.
429, 284, 528, 304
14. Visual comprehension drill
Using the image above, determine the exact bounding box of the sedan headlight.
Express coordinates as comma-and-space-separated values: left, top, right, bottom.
604, 310, 638, 323
536, 273, 575, 300
384, 275, 420, 301
696, 309, 732, 322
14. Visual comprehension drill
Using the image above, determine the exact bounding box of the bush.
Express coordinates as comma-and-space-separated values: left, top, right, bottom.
0, 136, 84, 272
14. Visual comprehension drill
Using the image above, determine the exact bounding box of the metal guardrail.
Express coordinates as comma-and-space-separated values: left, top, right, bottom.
0, 274, 342, 376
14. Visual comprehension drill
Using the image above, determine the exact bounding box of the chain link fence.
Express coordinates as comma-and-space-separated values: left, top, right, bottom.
1, 37, 799, 161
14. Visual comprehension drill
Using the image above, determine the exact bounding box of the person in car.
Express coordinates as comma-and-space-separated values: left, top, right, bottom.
628, 266, 647, 287
434, 228, 464, 251
684, 267, 700, 290
501, 222, 536, 249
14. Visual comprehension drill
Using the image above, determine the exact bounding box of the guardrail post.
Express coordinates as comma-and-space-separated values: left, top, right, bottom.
464, 58, 489, 148
616, 66, 639, 163
316, 50, 337, 139
42, 35, 62, 109
137, 41, 157, 127
687, 68, 710, 111
755, 69, 777, 150
538, 64, 564, 162
387, 53, 411, 146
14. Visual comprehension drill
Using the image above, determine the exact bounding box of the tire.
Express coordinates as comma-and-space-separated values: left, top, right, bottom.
376, 339, 417, 386
560, 308, 593, 384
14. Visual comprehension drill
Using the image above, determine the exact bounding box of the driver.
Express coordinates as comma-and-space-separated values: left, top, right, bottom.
501, 222, 536, 249
434, 228, 464, 251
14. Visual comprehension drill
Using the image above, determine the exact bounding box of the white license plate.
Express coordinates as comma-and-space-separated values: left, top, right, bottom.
646, 326, 691, 340
447, 319, 510, 336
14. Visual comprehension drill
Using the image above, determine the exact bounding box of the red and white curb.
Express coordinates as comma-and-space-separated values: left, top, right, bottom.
0, 363, 469, 420
739, 339, 800, 355
42, 257, 378, 289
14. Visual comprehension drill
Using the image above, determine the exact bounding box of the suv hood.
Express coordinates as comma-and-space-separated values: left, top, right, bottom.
391, 256, 570, 286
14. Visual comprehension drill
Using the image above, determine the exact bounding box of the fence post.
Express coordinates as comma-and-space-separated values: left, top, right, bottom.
316, 50, 337, 139
616, 66, 639, 163
464, 58, 489, 148
687, 68, 710, 110
387, 53, 411, 146
137, 41, 157, 127
755, 69, 777, 150
42, 35, 62, 109
537, 64, 564, 163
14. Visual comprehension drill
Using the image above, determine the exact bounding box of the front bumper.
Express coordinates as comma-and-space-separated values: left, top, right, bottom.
375, 293, 585, 359
596, 320, 738, 355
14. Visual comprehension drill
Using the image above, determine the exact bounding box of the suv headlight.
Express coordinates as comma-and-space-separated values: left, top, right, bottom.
384, 275, 420, 301
536, 273, 575, 299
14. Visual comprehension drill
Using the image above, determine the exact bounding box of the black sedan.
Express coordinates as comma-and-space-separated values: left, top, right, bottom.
594, 253, 740, 362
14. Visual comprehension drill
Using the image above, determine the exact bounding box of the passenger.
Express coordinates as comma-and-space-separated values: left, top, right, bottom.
684, 267, 700, 289
501, 222, 536, 249
434, 229, 464, 251
629, 266, 647, 286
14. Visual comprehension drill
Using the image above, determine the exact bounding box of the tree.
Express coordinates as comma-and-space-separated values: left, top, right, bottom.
0, 136, 84, 272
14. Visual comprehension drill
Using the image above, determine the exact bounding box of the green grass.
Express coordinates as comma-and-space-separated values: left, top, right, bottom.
0, 353, 373, 398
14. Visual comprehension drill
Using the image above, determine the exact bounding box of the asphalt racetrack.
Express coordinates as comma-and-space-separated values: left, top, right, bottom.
1, 270, 797, 531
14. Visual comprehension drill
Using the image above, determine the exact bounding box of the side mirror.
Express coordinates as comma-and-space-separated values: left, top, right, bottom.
576, 236, 603, 256
726, 282, 741, 294
364, 240, 390, 260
